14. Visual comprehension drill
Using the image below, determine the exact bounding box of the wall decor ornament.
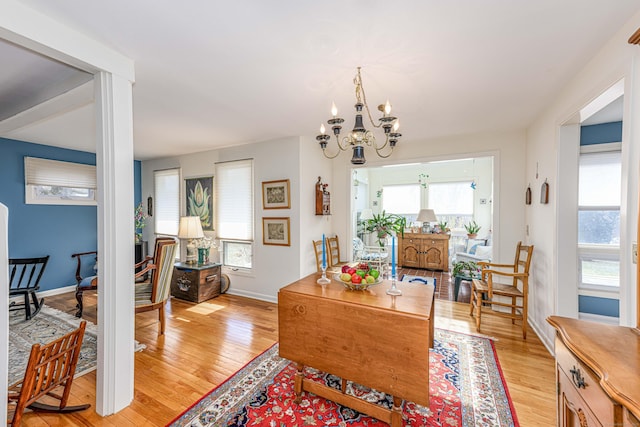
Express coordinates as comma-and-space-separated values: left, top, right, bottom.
315, 177, 330, 215
186, 176, 214, 231
262, 217, 291, 246
525, 185, 532, 205
540, 179, 549, 204
262, 179, 291, 209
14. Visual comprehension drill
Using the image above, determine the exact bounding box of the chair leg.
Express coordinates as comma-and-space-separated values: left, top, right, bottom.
469, 283, 475, 316
511, 296, 516, 325
159, 302, 165, 335
29, 290, 43, 318
475, 294, 482, 332
75, 287, 84, 318
23, 293, 32, 321
522, 297, 528, 340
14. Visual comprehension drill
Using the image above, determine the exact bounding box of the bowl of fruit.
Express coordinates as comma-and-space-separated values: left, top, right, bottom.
334, 263, 382, 290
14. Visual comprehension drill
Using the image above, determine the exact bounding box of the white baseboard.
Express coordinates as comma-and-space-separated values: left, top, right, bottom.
10, 285, 76, 304
225, 289, 277, 304
578, 312, 619, 325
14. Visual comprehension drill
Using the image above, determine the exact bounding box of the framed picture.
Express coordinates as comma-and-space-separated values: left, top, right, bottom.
185, 176, 214, 231
262, 179, 290, 209
262, 217, 290, 246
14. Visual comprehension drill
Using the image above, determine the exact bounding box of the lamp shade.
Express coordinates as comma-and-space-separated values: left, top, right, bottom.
416, 209, 437, 223
360, 208, 374, 221
178, 216, 204, 239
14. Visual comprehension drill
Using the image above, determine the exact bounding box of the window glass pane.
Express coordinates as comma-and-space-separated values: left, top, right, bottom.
223, 241, 252, 269
382, 184, 420, 215
428, 182, 473, 215
154, 169, 180, 236
580, 259, 619, 287
216, 160, 254, 241
579, 151, 621, 206
577, 210, 620, 245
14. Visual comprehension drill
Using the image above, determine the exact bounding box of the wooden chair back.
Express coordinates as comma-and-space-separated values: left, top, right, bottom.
326, 235, 341, 267
9, 256, 49, 321
312, 239, 324, 272
8, 321, 90, 425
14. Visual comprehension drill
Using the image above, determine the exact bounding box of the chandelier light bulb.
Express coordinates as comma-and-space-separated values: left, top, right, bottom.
384, 100, 391, 115
331, 102, 338, 117
320, 124, 326, 134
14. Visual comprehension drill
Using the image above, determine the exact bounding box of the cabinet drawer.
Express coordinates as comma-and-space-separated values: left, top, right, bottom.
559, 367, 603, 427
556, 337, 619, 425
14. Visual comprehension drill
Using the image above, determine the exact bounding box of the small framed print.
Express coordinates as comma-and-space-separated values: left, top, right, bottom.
262, 179, 290, 209
262, 217, 290, 246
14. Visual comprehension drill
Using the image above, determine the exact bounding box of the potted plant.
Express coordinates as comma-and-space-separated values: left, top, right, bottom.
464, 220, 481, 239
363, 210, 406, 247
436, 220, 450, 234
452, 260, 480, 278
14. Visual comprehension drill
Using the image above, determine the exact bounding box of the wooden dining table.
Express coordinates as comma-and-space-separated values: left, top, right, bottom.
278, 273, 435, 427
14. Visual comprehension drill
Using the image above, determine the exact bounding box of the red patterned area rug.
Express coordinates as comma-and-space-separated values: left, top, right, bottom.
168, 329, 519, 427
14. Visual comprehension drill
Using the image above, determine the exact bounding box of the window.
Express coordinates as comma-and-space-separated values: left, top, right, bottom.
428, 181, 474, 228
578, 145, 621, 290
216, 159, 254, 269
382, 184, 420, 219
24, 157, 96, 205
154, 168, 180, 236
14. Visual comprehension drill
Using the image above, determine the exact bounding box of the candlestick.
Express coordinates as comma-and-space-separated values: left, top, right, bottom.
391, 236, 396, 277
322, 234, 326, 269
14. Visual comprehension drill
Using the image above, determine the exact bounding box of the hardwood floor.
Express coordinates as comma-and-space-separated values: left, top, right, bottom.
21, 269, 556, 426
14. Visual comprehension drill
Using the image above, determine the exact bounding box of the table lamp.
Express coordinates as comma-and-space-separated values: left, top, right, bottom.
178, 216, 204, 264
416, 209, 437, 233
360, 208, 374, 221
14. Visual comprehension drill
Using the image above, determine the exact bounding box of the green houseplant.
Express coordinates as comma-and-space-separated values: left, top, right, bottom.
363, 210, 406, 247
452, 260, 480, 278
464, 220, 481, 238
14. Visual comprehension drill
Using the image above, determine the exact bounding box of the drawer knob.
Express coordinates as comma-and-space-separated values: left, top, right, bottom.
569, 366, 586, 389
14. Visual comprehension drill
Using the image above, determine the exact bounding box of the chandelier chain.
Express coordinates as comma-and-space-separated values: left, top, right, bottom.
355, 68, 382, 130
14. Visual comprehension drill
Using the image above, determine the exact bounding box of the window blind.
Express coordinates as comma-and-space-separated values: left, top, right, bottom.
154, 168, 180, 236
24, 157, 96, 188
215, 159, 254, 240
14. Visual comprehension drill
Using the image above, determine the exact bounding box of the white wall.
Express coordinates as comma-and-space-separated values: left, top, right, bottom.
527, 11, 640, 349
142, 136, 331, 303
329, 130, 527, 270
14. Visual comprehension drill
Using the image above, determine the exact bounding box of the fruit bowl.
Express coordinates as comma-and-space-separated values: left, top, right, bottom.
333, 274, 382, 291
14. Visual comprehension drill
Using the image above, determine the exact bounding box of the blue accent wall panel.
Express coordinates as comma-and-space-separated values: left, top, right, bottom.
578, 295, 619, 318
134, 160, 142, 206
0, 138, 141, 292
580, 121, 622, 145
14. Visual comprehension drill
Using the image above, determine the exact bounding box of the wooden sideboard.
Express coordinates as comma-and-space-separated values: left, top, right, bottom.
278, 273, 435, 427
398, 232, 449, 271
547, 316, 640, 426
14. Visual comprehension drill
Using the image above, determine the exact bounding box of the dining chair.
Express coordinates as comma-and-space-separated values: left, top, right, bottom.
469, 241, 534, 339
7, 321, 90, 426
134, 239, 177, 335
9, 256, 50, 321
326, 235, 348, 270
312, 239, 325, 273
71, 251, 97, 318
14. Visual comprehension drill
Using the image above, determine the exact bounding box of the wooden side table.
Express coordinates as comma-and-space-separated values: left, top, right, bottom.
170, 262, 221, 303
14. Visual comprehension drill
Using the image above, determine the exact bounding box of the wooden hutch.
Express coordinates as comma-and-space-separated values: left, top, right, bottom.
397, 232, 449, 271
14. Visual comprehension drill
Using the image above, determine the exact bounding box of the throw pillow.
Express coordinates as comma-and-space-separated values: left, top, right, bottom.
475, 245, 493, 260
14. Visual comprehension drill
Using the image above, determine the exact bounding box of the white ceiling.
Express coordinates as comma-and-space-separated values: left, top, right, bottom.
0, 1, 637, 160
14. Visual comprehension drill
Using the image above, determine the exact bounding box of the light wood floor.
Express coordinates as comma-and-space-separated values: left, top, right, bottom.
20, 272, 556, 426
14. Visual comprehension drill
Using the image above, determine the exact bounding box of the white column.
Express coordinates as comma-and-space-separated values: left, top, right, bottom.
94, 72, 135, 414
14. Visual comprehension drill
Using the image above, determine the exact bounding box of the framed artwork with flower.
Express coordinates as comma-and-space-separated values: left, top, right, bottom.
186, 176, 214, 231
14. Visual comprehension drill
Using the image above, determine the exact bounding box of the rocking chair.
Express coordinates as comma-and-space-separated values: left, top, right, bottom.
7, 321, 90, 426
9, 256, 49, 321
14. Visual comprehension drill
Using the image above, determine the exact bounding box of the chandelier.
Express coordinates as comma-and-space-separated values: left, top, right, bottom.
316, 67, 401, 165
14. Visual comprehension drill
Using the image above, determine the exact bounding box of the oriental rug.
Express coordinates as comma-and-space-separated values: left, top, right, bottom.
9, 304, 145, 387
168, 329, 519, 427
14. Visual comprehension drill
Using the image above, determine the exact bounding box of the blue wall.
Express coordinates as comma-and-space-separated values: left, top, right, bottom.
580, 121, 622, 145
0, 138, 141, 292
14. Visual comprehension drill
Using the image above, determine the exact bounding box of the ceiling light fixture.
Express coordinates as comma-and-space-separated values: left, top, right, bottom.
316, 67, 401, 165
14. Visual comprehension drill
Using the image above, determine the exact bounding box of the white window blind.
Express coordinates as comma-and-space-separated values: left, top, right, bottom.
25, 157, 96, 188
154, 168, 180, 236
216, 159, 254, 240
